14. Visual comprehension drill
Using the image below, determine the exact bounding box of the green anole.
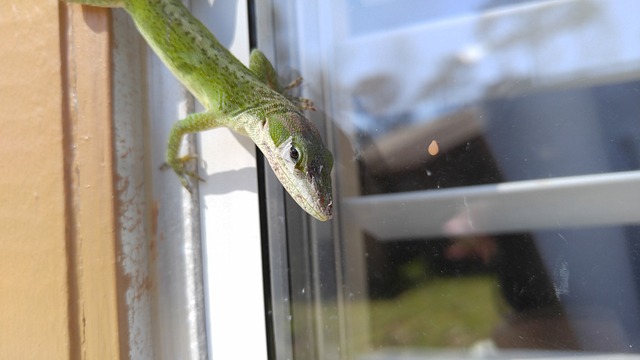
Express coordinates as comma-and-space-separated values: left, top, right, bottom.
64, 0, 333, 221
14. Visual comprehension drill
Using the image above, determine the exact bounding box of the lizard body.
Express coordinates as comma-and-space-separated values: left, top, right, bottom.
64, 0, 333, 221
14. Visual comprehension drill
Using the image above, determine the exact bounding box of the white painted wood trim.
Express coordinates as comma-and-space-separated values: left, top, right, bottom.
193, 1, 269, 359
113, 1, 267, 358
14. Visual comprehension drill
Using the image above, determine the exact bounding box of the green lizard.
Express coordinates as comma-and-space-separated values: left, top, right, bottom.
64, 0, 333, 221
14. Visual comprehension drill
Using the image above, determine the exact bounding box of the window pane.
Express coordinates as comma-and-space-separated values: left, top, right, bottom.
269, 0, 640, 358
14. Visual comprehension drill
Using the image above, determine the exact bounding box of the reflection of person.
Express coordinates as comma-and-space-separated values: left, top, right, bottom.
444, 235, 496, 265
444, 230, 579, 350
491, 234, 579, 350
479, 85, 640, 351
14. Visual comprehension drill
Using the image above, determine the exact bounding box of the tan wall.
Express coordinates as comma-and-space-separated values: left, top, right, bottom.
0, 1, 124, 358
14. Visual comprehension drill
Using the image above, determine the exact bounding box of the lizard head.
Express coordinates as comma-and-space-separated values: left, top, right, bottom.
259, 110, 334, 221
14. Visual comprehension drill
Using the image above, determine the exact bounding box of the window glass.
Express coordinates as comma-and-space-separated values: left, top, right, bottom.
270, 1, 640, 358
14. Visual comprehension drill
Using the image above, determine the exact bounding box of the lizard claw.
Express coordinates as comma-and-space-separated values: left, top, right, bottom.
294, 97, 317, 111
161, 154, 204, 192
282, 76, 317, 111
284, 76, 303, 90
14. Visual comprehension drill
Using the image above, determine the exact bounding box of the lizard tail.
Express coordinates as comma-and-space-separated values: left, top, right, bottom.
63, 0, 125, 7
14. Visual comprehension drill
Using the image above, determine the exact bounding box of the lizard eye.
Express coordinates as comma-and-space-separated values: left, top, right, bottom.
289, 146, 300, 161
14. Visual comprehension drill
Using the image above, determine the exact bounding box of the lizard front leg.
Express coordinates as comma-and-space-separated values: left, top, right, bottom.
249, 49, 316, 111
166, 111, 220, 191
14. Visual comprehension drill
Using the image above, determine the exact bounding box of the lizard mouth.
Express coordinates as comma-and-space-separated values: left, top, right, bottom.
310, 175, 333, 220
314, 195, 333, 220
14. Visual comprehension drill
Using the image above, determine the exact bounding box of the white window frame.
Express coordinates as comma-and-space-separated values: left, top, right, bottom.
112, 1, 268, 358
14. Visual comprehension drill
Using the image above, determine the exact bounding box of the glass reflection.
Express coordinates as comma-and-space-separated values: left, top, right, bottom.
286, 0, 640, 357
